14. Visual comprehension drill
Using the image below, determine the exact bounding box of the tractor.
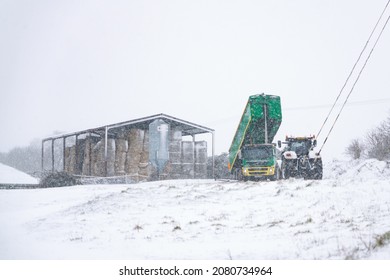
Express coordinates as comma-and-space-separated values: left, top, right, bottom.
278, 136, 323, 180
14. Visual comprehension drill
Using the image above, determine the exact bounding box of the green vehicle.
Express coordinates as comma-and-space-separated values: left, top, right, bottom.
228, 94, 282, 181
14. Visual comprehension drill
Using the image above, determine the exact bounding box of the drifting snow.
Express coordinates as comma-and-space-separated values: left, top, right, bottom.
0, 163, 38, 185
325, 158, 390, 181
0, 159, 389, 259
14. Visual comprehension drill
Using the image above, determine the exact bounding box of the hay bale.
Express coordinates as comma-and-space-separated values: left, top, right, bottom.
92, 140, 105, 176
75, 139, 87, 175
165, 129, 182, 179
181, 141, 194, 179
82, 137, 92, 176
138, 130, 151, 181
64, 146, 71, 173
68, 146, 77, 175
125, 128, 144, 182
115, 138, 127, 176
90, 138, 116, 177
195, 141, 208, 178
106, 138, 116, 177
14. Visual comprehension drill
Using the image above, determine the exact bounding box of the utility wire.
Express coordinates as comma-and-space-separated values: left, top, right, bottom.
316, 0, 390, 139
318, 11, 390, 154
284, 98, 390, 111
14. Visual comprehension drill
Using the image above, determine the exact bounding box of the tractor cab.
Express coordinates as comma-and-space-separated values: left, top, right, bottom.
284, 136, 317, 156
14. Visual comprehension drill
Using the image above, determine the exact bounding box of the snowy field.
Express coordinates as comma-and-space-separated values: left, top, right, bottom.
0, 160, 390, 260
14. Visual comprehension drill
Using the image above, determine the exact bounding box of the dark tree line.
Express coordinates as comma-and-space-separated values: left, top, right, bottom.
207, 152, 231, 179
0, 137, 65, 177
0, 139, 41, 176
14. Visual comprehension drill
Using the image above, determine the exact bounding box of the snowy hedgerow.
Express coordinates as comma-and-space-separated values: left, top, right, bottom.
40, 171, 79, 188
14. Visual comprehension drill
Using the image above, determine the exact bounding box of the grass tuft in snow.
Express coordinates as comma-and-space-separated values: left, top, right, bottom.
294, 230, 311, 236
305, 217, 313, 223
268, 220, 284, 228
133, 225, 143, 232
374, 231, 390, 248
344, 248, 360, 260
173, 225, 182, 232
227, 250, 233, 260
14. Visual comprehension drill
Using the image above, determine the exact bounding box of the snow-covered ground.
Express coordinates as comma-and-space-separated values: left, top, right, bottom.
0, 163, 38, 185
0, 159, 389, 260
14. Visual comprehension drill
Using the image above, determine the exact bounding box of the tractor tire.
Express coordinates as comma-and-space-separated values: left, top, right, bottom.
312, 159, 323, 180
281, 160, 291, 179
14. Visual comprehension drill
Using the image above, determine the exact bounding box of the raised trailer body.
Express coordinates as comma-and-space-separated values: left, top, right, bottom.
228, 94, 282, 180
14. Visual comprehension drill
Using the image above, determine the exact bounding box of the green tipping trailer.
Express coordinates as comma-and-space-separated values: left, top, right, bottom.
228, 94, 282, 180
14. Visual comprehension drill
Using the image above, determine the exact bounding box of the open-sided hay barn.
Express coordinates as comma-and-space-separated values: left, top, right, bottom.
41, 114, 215, 182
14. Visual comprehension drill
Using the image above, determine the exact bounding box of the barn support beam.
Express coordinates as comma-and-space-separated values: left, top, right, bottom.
192, 134, 195, 179
75, 135, 79, 175
51, 139, 55, 172
89, 132, 92, 176
63, 137, 66, 172
212, 131, 215, 179
41, 140, 45, 172
104, 126, 108, 177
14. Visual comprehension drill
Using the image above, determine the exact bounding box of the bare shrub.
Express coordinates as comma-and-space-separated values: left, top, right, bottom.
345, 139, 364, 160
374, 231, 390, 249
365, 124, 390, 161
346, 113, 390, 161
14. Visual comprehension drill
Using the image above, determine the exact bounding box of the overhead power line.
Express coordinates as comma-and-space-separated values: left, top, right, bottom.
284, 98, 390, 111
316, 0, 390, 139
318, 2, 390, 154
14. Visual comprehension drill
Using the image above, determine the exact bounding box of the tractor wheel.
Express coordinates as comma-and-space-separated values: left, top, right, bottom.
312, 159, 323, 180
281, 161, 290, 179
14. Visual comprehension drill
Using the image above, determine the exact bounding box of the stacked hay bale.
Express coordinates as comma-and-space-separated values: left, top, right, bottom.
75, 139, 87, 175
125, 128, 144, 182
138, 131, 151, 181
194, 141, 208, 178
181, 141, 195, 179
106, 138, 116, 177
165, 129, 182, 179
66, 146, 77, 174
91, 138, 116, 177
64, 147, 69, 172
92, 140, 105, 176
82, 137, 92, 176
64, 146, 71, 173
115, 137, 127, 176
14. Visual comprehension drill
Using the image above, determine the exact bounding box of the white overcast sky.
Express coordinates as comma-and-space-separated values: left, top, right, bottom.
1, 0, 390, 162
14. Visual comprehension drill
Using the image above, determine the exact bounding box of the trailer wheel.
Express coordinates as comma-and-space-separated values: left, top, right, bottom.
271, 165, 280, 181
235, 168, 244, 181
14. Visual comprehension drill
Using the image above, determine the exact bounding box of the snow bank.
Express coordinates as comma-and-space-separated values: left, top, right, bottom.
0, 163, 38, 185
324, 158, 390, 181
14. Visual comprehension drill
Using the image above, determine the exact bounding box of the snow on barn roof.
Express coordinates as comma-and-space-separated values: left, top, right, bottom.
43, 113, 214, 141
